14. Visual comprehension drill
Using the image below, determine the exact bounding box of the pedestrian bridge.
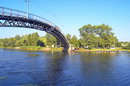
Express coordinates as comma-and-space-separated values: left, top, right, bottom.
0, 6, 69, 51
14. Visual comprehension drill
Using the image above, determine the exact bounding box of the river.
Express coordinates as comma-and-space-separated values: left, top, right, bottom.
0, 49, 130, 86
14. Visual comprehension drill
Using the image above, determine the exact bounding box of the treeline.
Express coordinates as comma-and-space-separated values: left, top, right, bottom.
0, 24, 130, 49
66, 24, 130, 49
66, 24, 118, 49
0, 32, 57, 48
117, 42, 130, 49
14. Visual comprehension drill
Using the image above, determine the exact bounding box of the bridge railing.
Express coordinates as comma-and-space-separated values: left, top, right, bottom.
0, 6, 57, 28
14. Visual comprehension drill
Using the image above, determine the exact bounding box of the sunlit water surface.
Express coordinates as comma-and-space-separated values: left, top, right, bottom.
0, 49, 130, 86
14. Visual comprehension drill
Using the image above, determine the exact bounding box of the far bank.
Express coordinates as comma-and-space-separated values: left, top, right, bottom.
0, 46, 130, 53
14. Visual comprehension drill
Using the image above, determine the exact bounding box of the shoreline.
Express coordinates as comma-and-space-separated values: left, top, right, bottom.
0, 47, 130, 53
75, 48, 130, 53
75, 48, 130, 52
0, 47, 63, 52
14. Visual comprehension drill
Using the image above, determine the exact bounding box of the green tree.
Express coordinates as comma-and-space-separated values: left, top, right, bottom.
45, 33, 57, 47
79, 24, 118, 49
0, 42, 3, 46
2, 38, 9, 48
38, 37, 47, 46
66, 34, 71, 42
15, 35, 21, 40
15, 40, 22, 47
79, 24, 97, 49
123, 43, 130, 49
8, 38, 16, 47
31, 32, 39, 46
27, 34, 32, 46
96, 24, 118, 48
70, 35, 79, 48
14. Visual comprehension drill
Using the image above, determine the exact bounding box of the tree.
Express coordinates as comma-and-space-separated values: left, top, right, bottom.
8, 38, 16, 47
45, 33, 57, 47
15, 35, 21, 40
31, 32, 39, 46
0, 42, 3, 46
123, 43, 130, 49
79, 24, 97, 49
66, 34, 71, 42
2, 38, 9, 48
37, 40, 45, 46
96, 24, 118, 48
70, 35, 79, 48
27, 34, 32, 46
15, 40, 22, 47
79, 24, 118, 49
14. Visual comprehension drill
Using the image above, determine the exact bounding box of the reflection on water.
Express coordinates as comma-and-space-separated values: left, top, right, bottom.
0, 49, 130, 86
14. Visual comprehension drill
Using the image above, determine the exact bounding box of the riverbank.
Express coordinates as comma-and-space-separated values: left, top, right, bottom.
0, 46, 130, 52
0, 46, 63, 52
75, 48, 130, 52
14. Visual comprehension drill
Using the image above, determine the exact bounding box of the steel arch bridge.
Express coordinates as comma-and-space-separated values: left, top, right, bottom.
0, 6, 69, 51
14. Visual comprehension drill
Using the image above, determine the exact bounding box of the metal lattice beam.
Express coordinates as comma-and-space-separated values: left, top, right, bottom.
0, 6, 69, 51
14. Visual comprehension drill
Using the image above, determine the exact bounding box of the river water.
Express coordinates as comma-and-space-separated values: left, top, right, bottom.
0, 49, 130, 86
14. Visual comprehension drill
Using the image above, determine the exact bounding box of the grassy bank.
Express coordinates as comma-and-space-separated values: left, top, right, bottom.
0, 46, 63, 52
75, 48, 130, 52
1, 46, 130, 52
19, 46, 63, 52
19, 46, 41, 50
0, 46, 16, 49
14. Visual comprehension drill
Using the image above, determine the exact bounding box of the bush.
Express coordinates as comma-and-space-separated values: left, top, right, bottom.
122, 44, 130, 49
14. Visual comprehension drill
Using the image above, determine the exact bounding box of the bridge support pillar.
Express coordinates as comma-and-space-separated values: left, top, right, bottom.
62, 47, 69, 52
68, 45, 74, 52
62, 45, 74, 52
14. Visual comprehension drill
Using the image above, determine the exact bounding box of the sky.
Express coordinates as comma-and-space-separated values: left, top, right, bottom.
0, 0, 130, 41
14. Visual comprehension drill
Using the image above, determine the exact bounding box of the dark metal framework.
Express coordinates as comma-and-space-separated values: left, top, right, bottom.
0, 6, 69, 51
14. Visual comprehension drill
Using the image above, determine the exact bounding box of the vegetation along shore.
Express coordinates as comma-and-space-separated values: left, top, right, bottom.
0, 24, 130, 52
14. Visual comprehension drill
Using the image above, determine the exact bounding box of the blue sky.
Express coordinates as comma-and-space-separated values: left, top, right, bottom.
0, 0, 130, 41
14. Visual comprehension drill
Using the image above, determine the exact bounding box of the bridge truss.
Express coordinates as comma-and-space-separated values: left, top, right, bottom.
0, 6, 69, 51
